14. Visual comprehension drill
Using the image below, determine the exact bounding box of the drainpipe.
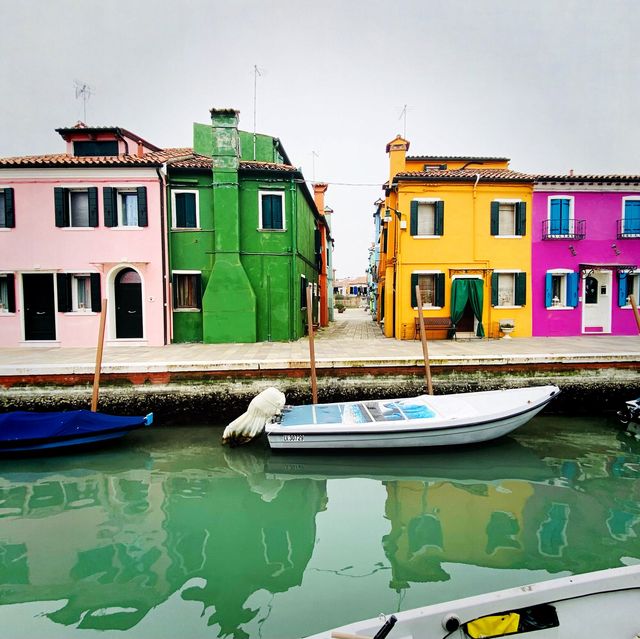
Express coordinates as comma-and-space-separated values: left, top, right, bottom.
156, 165, 169, 344
290, 175, 298, 338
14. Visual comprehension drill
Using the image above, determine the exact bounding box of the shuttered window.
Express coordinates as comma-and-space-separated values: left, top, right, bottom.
618, 272, 640, 307
56, 273, 101, 312
544, 272, 578, 308
410, 273, 445, 308
410, 200, 444, 236
173, 192, 198, 228
491, 201, 526, 236
55, 187, 98, 228
623, 200, 640, 236
260, 192, 285, 230
0, 189, 15, 228
491, 272, 526, 307
0, 274, 15, 313
172, 273, 202, 310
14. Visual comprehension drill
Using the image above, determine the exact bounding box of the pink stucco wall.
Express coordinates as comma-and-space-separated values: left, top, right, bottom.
0, 172, 166, 347
532, 189, 640, 336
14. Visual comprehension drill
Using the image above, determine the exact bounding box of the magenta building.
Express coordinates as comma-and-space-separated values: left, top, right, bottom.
532, 175, 640, 336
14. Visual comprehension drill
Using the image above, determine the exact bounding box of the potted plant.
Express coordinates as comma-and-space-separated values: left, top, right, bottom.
336, 302, 346, 314
499, 319, 515, 338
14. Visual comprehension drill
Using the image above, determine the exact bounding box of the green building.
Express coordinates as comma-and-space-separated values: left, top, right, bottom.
166, 108, 326, 343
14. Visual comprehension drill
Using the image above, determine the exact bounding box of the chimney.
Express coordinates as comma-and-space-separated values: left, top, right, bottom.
386, 135, 410, 182
137, 141, 144, 157
313, 183, 328, 215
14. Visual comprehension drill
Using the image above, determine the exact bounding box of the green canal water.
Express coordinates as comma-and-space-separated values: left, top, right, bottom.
1, 414, 640, 639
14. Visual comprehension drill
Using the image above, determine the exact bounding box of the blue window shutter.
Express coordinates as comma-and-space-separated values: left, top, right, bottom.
90, 273, 102, 312
410, 201, 418, 235
88, 187, 99, 227
434, 201, 444, 235
410, 273, 419, 307
560, 199, 570, 233
515, 272, 526, 305
516, 202, 526, 236
137, 187, 148, 226
625, 200, 640, 234
618, 272, 629, 307
54, 187, 68, 227
4, 188, 15, 227
435, 273, 445, 307
545, 273, 553, 307
490, 202, 500, 235
6, 273, 15, 312
56, 273, 71, 312
567, 272, 579, 307
103, 188, 116, 227
491, 273, 499, 306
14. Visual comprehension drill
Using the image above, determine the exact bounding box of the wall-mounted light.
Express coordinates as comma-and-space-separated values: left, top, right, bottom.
568, 245, 576, 256
611, 243, 621, 256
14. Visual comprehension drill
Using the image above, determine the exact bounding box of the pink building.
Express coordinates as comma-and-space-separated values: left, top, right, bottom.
532, 175, 640, 336
0, 124, 186, 347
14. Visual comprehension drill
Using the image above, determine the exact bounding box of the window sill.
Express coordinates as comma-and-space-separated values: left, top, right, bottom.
412, 306, 443, 310
62, 311, 98, 315
546, 306, 574, 311
493, 235, 524, 239
172, 227, 201, 231
0, 311, 15, 316
258, 228, 286, 232
174, 308, 202, 313
110, 226, 143, 231
411, 235, 442, 239
495, 305, 523, 309
0, 228, 12, 232
60, 227, 96, 231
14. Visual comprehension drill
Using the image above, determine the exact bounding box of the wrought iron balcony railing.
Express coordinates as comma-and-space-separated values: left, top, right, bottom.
542, 219, 586, 240
617, 218, 640, 239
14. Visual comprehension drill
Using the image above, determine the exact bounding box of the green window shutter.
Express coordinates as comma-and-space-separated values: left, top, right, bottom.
88, 187, 99, 227
516, 202, 526, 236
172, 274, 178, 308
56, 273, 72, 312
137, 187, 148, 226
490, 202, 500, 236
515, 272, 526, 305
4, 188, 15, 227
103, 188, 116, 227
410, 201, 418, 235
195, 274, 203, 310
175, 193, 186, 227
262, 194, 273, 228
272, 195, 283, 229
54, 187, 68, 227
382, 227, 388, 253
410, 273, 419, 307
90, 273, 102, 312
434, 201, 444, 235
435, 273, 445, 307
184, 193, 196, 227
6, 273, 15, 312
491, 273, 499, 306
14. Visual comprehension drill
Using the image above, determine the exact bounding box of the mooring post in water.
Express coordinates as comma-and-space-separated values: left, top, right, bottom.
415, 284, 433, 395
630, 294, 640, 335
306, 284, 318, 404
91, 299, 108, 412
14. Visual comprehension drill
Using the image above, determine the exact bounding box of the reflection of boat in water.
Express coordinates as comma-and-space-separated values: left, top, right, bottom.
264, 437, 554, 483
305, 564, 640, 639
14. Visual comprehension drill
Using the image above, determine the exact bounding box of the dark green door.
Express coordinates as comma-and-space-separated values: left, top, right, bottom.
23, 273, 56, 340
115, 268, 143, 339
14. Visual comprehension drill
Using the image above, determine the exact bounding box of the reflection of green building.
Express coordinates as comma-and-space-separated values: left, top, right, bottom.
0, 447, 326, 636
166, 108, 326, 343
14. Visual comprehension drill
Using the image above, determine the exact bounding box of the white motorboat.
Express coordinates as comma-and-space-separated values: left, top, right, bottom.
304, 564, 640, 639
264, 385, 559, 449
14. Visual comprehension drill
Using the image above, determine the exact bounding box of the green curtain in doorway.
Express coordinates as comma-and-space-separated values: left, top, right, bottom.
450, 279, 485, 337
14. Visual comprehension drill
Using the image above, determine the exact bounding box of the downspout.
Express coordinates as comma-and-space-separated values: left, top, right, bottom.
289, 175, 297, 338
156, 164, 169, 344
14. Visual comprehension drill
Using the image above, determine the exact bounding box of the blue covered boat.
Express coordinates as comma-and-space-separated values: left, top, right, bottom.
0, 410, 153, 453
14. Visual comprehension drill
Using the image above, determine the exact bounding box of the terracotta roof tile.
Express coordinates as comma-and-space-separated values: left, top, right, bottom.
167, 154, 296, 172
407, 155, 510, 162
394, 168, 534, 182
535, 174, 640, 183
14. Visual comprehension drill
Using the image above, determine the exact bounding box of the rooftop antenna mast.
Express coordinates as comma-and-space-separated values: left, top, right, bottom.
74, 80, 94, 123
253, 64, 262, 160
399, 104, 408, 138
311, 150, 319, 182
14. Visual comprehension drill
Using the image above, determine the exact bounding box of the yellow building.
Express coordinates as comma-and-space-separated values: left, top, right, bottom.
378, 136, 534, 340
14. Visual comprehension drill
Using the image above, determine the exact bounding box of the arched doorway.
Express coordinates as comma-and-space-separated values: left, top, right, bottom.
114, 268, 143, 338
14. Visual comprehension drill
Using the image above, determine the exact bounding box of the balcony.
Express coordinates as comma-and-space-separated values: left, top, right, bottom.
542, 219, 586, 240
617, 219, 640, 239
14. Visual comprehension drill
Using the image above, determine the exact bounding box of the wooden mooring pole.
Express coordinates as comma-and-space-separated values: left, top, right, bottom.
91, 299, 108, 412
415, 285, 434, 395
630, 294, 640, 335
306, 285, 318, 404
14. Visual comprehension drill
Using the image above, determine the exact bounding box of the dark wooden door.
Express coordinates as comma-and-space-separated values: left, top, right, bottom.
115, 269, 143, 338
23, 273, 56, 340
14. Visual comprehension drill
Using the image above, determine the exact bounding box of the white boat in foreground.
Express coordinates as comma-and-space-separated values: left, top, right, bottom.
304, 564, 640, 639
262, 385, 559, 449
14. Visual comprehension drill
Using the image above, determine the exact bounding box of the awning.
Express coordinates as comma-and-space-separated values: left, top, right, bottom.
580, 263, 637, 276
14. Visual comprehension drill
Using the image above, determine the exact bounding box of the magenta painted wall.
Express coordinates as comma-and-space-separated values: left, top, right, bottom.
0, 172, 166, 347
532, 188, 640, 336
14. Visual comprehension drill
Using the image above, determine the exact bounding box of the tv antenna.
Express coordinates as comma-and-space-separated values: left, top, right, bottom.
398, 104, 409, 138
311, 150, 319, 181
74, 80, 94, 123
253, 64, 263, 160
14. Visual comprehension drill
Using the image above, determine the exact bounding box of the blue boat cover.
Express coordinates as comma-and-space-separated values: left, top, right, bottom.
0, 410, 148, 444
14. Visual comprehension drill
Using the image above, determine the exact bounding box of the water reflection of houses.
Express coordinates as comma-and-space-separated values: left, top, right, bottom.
0, 446, 326, 636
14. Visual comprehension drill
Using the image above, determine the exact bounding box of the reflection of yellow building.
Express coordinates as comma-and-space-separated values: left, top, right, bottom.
379, 136, 534, 339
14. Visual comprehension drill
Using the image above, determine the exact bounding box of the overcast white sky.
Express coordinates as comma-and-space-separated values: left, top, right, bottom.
1, 0, 639, 278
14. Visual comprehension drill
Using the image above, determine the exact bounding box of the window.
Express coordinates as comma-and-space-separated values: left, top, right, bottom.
544, 271, 578, 308
618, 271, 640, 307
172, 273, 202, 310
103, 187, 148, 227
490, 201, 526, 236
54, 187, 99, 228
548, 197, 572, 236
260, 191, 285, 230
73, 140, 118, 157
410, 273, 444, 308
172, 191, 199, 229
622, 199, 640, 237
410, 199, 444, 236
300, 275, 308, 309
491, 272, 526, 307
56, 273, 101, 312
0, 188, 15, 228
0, 274, 16, 313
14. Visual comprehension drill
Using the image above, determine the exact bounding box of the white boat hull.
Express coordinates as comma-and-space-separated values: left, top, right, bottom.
304, 564, 640, 639
266, 385, 559, 449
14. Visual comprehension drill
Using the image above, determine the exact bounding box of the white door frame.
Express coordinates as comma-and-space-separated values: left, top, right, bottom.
582, 269, 612, 334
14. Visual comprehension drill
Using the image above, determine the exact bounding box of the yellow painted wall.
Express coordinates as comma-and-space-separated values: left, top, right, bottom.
390, 179, 533, 339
